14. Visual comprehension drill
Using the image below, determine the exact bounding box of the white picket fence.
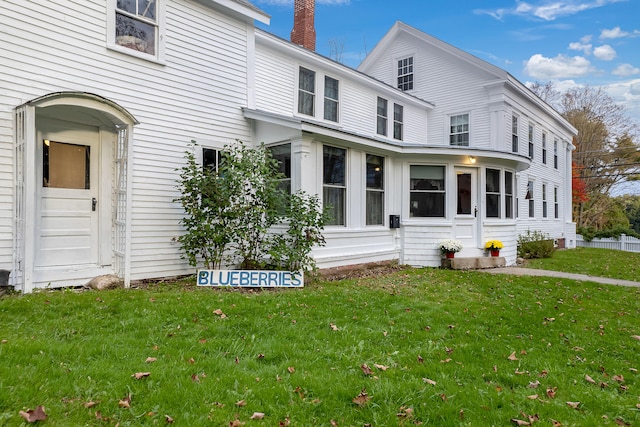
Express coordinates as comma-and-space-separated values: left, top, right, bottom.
576, 234, 640, 253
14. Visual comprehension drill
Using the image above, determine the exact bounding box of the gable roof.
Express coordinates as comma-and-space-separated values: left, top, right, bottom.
359, 21, 577, 137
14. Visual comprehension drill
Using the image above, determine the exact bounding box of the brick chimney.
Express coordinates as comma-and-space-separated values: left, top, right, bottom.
290, 0, 316, 51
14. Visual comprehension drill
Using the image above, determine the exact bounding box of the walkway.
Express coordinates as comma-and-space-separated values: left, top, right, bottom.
481, 267, 640, 288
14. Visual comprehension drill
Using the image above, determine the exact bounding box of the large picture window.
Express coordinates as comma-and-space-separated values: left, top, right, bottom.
323, 146, 346, 226
486, 169, 501, 218
366, 155, 384, 225
298, 67, 316, 116
410, 165, 445, 218
450, 114, 469, 146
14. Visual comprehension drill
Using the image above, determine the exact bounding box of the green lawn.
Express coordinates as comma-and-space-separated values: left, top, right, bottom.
526, 247, 640, 282
0, 251, 638, 426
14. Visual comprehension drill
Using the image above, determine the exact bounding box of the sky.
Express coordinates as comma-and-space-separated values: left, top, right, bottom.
253, 0, 640, 194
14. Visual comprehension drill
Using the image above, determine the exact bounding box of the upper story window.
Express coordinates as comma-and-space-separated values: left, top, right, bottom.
111, 0, 161, 58
526, 180, 534, 218
554, 140, 559, 169
323, 145, 346, 226
512, 115, 519, 153
376, 97, 388, 137
528, 123, 534, 159
323, 76, 339, 122
269, 143, 292, 194
410, 165, 445, 218
393, 104, 404, 140
366, 155, 384, 226
450, 114, 469, 146
542, 133, 547, 164
298, 67, 316, 116
397, 57, 414, 91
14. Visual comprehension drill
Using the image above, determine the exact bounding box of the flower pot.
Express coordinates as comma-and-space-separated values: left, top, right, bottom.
490, 249, 500, 257
445, 252, 455, 259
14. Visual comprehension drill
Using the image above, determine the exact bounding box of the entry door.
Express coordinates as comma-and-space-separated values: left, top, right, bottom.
454, 168, 479, 251
36, 119, 100, 268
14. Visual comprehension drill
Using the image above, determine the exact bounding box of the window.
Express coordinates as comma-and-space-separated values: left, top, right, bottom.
269, 144, 292, 194
410, 165, 445, 218
298, 67, 315, 116
114, 0, 159, 56
486, 169, 501, 218
393, 104, 403, 140
324, 76, 339, 122
376, 97, 388, 136
526, 180, 534, 218
505, 171, 514, 219
366, 155, 384, 225
450, 114, 469, 146
397, 56, 413, 91
542, 183, 547, 218
323, 146, 346, 226
512, 115, 519, 153
202, 147, 220, 172
528, 123, 534, 159
43, 140, 90, 189
542, 133, 547, 164
554, 140, 559, 169
554, 187, 559, 219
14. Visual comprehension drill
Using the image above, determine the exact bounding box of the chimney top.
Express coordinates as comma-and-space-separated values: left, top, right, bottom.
290, 0, 316, 51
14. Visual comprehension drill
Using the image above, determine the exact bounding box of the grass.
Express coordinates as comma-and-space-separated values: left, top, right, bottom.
0, 251, 638, 426
525, 247, 640, 282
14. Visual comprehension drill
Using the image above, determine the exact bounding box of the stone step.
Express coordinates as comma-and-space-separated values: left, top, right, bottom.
441, 256, 505, 270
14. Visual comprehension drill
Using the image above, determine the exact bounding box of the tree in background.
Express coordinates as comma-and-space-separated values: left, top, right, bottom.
530, 83, 640, 229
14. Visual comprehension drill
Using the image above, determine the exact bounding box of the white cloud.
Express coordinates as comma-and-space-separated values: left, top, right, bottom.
612, 64, 640, 77
524, 53, 595, 79
605, 79, 640, 125
569, 41, 592, 55
599, 26, 640, 39
478, 0, 624, 21
593, 44, 616, 60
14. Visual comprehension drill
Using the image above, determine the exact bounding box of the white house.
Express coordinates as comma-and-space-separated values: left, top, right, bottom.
0, 0, 576, 293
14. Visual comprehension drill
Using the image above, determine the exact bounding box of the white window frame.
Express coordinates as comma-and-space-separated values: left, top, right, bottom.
554, 140, 559, 169
409, 165, 446, 218
528, 123, 534, 159
323, 75, 339, 123
526, 180, 534, 218
554, 186, 559, 219
107, 0, 166, 63
397, 56, 414, 91
512, 115, 519, 153
449, 113, 470, 147
365, 154, 385, 226
323, 145, 347, 227
393, 104, 403, 141
297, 66, 316, 117
542, 133, 547, 165
376, 97, 388, 137
542, 183, 548, 218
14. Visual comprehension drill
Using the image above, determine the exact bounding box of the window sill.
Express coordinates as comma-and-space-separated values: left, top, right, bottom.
107, 43, 166, 66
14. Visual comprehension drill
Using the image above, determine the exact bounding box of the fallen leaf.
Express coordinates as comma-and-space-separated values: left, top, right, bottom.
287, 366, 295, 374
280, 417, 291, 426
615, 418, 631, 426
551, 420, 562, 427
631, 335, 640, 341
508, 351, 518, 361
585, 374, 596, 384
119, 395, 131, 408
613, 374, 624, 383
527, 394, 539, 400
374, 364, 388, 371
546, 387, 557, 399
213, 309, 226, 319
257, 354, 265, 359
191, 374, 200, 383
539, 370, 549, 377
352, 388, 371, 407
250, 412, 265, 420
566, 401, 580, 409
84, 401, 98, 408
397, 406, 414, 418
459, 409, 464, 420
145, 357, 157, 363
229, 419, 241, 427
361, 364, 373, 375
440, 358, 452, 363
423, 378, 437, 385
188, 357, 195, 364
528, 380, 540, 389
417, 355, 424, 363
165, 414, 174, 423
439, 394, 447, 401
235, 400, 246, 407
329, 323, 339, 331
19, 406, 47, 423
132, 372, 151, 380
510, 419, 530, 426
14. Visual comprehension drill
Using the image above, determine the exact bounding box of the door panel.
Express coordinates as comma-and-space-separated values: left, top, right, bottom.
37, 119, 100, 268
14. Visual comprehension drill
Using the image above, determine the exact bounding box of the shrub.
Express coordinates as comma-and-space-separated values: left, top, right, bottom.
517, 230, 555, 259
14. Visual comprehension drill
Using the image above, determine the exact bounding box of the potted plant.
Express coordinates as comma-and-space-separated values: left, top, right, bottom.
485, 240, 504, 257
439, 239, 463, 259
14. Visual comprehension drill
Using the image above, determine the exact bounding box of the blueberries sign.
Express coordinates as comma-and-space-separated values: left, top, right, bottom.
197, 270, 304, 288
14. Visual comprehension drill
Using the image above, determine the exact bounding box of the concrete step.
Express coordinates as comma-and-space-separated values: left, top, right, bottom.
441, 256, 505, 270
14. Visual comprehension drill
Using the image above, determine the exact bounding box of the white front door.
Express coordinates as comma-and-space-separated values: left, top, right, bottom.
454, 167, 480, 253
36, 119, 100, 269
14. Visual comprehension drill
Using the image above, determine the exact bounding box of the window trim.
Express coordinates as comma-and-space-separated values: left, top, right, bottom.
554, 186, 559, 219
323, 75, 339, 123
297, 66, 316, 117
505, 171, 514, 219
512, 115, 519, 153
409, 164, 446, 218
485, 168, 501, 218
526, 179, 534, 218
528, 123, 534, 159
393, 103, 403, 141
107, 0, 166, 63
397, 56, 414, 91
553, 140, 559, 169
542, 183, 548, 218
323, 145, 347, 227
449, 113, 470, 147
376, 97, 388, 137
542, 133, 547, 165
365, 154, 385, 226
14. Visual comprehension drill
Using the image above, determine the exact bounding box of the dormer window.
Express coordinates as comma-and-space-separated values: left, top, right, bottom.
397, 57, 414, 91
